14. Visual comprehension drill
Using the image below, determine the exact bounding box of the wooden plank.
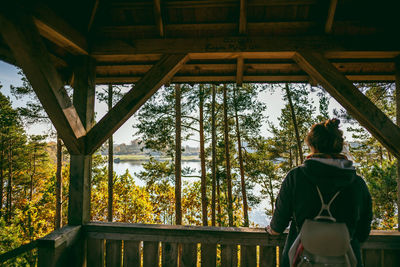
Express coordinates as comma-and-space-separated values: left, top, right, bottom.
106, 240, 122, 267
0, 241, 38, 263
123, 240, 140, 267
239, 0, 247, 34
363, 249, 381, 267
143, 241, 159, 266
236, 56, 244, 86
383, 249, 400, 267
92, 36, 400, 56
0, 5, 86, 154
86, 54, 188, 154
221, 244, 237, 267
279, 246, 284, 266
87, 239, 105, 267
162, 242, 178, 267
153, 0, 164, 37
259, 246, 276, 267
240, 245, 256, 267
325, 0, 338, 33
32, 3, 88, 55
201, 243, 216, 267
293, 51, 400, 159
395, 57, 400, 232
181, 243, 197, 267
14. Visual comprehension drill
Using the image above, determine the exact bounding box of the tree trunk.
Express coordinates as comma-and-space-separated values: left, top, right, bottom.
199, 85, 208, 226
55, 135, 62, 229
6, 142, 13, 224
175, 84, 182, 225
211, 85, 217, 226
223, 84, 234, 227
216, 175, 221, 226
0, 142, 4, 219
395, 58, 400, 231
268, 177, 275, 215
108, 84, 114, 222
233, 86, 249, 227
30, 146, 36, 202
285, 83, 304, 164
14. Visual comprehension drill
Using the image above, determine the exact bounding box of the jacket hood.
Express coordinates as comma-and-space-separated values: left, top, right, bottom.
301, 158, 357, 187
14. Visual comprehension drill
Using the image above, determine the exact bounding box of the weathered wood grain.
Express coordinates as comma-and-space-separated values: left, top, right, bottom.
240, 245, 256, 267
143, 241, 159, 266
105, 240, 122, 267
181, 243, 197, 267
162, 242, 178, 267
201, 243, 216, 267
221, 244, 237, 267
123, 240, 140, 267
259, 246, 277, 267
87, 238, 104, 267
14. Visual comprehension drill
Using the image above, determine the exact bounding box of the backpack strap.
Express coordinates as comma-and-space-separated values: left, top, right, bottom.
314, 186, 340, 222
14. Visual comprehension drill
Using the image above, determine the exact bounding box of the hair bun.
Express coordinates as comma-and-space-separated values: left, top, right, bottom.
324, 118, 340, 130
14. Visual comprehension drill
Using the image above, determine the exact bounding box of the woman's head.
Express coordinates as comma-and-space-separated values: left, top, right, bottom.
305, 118, 344, 154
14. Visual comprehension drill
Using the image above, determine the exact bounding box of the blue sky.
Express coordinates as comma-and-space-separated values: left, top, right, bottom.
0, 60, 347, 146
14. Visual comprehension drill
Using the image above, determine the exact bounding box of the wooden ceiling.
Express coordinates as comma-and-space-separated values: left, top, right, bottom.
1, 0, 399, 85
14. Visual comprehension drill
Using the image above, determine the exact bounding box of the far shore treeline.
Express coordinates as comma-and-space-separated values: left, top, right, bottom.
0, 72, 398, 265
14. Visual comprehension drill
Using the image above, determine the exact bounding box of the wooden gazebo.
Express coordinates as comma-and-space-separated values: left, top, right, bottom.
1, 0, 400, 266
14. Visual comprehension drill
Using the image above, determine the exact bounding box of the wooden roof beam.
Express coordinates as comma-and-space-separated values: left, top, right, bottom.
325, 0, 337, 33
32, 3, 88, 55
85, 54, 188, 154
239, 0, 247, 35
92, 36, 400, 56
88, 0, 100, 31
153, 0, 164, 37
293, 51, 400, 158
0, 5, 86, 154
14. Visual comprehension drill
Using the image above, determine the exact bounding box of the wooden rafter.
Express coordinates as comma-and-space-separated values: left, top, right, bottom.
325, 0, 338, 33
88, 0, 100, 31
153, 0, 164, 37
293, 51, 400, 158
33, 3, 88, 55
85, 54, 189, 154
236, 56, 244, 86
0, 6, 86, 154
92, 35, 400, 55
239, 0, 247, 34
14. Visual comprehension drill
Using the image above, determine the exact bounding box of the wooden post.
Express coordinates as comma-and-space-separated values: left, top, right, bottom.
395, 57, 400, 232
68, 56, 96, 227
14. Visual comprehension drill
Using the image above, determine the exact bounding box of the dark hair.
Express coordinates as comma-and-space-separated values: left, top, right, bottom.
305, 118, 344, 154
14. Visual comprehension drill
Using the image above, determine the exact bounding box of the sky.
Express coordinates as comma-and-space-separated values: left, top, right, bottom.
0, 60, 348, 146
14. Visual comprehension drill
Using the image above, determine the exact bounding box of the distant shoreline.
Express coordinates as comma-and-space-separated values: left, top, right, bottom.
113, 154, 200, 163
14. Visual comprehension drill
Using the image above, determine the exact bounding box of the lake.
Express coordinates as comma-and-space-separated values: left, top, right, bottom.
113, 160, 270, 227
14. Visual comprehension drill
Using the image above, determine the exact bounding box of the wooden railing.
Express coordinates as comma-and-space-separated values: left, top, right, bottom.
35, 222, 400, 267
83, 222, 400, 267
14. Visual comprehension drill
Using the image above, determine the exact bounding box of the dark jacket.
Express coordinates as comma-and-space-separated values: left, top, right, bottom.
270, 158, 372, 267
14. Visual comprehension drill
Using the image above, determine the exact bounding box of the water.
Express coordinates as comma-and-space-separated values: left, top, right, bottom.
113, 160, 270, 226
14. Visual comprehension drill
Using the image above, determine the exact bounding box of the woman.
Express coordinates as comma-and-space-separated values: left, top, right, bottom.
267, 119, 372, 267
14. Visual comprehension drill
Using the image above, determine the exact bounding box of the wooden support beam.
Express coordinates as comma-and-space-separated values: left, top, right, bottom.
153, 0, 164, 37
293, 51, 400, 158
68, 56, 96, 228
92, 35, 400, 56
0, 5, 86, 154
239, 0, 247, 34
325, 0, 338, 33
32, 3, 88, 55
236, 56, 244, 86
86, 54, 188, 154
88, 0, 100, 31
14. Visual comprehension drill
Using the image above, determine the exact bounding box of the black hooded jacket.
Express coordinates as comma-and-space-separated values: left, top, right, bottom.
270, 158, 372, 267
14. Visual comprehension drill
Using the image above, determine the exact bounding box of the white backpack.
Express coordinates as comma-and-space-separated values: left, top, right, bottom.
289, 186, 357, 267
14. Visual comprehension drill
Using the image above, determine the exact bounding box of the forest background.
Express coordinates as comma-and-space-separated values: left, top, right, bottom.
0, 61, 398, 265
